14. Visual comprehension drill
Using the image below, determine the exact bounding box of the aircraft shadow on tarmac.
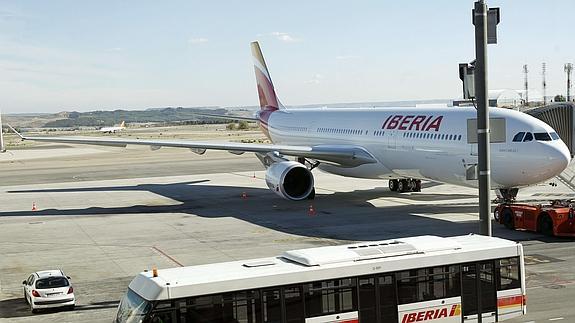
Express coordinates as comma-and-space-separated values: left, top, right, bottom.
3, 180, 566, 242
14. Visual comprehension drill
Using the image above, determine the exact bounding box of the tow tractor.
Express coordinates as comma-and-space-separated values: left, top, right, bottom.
494, 200, 575, 237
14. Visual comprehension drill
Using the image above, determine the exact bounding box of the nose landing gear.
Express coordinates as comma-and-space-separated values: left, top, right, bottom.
495, 188, 518, 203
389, 179, 422, 193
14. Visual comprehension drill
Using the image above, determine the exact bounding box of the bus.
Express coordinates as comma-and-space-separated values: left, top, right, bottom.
114, 235, 526, 323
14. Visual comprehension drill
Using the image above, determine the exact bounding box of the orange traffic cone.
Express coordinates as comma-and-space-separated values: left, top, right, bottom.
32, 202, 37, 211
308, 204, 316, 216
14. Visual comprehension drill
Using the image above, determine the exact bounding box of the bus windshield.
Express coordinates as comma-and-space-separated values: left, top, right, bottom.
115, 288, 152, 323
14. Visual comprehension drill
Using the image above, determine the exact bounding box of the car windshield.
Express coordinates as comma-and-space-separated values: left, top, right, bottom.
35, 276, 69, 289
115, 288, 152, 323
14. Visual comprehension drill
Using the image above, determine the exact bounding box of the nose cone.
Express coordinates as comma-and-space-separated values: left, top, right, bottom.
546, 141, 571, 176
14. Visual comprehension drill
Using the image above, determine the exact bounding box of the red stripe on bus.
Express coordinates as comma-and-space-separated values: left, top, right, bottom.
498, 295, 523, 307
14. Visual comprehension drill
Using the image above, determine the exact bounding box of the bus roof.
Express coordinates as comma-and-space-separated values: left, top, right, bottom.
129, 235, 520, 301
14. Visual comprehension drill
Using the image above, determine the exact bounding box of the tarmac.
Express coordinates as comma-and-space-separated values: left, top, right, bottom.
1, 143, 575, 322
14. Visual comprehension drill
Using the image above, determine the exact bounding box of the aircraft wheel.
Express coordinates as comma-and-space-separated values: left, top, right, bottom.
398, 179, 408, 193
538, 214, 554, 236
388, 179, 398, 192
501, 208, 514, 230
307, 188, 316, 200
414, 180, 422, 192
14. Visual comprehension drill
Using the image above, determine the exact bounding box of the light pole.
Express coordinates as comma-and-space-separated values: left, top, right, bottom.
473, 0, 496, 237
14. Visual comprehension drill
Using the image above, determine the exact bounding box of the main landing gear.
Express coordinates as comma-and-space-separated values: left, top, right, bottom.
388, 179, 422, 193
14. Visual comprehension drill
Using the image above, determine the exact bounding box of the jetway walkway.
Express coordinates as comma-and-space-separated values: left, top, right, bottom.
525, 103, 575, 157
525, 103, 575, 191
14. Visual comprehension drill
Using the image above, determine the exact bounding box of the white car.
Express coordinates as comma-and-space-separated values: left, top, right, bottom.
22, 270, 75, 313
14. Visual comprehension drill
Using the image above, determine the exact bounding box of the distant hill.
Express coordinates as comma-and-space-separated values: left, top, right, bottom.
42, 107, 231, 128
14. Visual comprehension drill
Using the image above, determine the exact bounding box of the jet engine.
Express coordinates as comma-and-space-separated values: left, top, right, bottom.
265, 161, 315, 200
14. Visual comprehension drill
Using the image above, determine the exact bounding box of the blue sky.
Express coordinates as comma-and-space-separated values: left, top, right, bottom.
0, 1, 573, 113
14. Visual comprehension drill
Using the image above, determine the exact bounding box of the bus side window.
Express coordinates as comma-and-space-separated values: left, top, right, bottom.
397, 270, 417, 304
262, 289, 281, 323
304, 279, 357, 317
147, 301, 176, 323
358, 277, 377, 323
497, 257, 521, 290
223, 291, 261, 323
396, 266, 460, 304
284, 285, 304, 323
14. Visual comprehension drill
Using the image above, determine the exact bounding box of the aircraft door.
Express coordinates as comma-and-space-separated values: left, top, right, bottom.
462, 261, 497, 323
387, 131, 397, 150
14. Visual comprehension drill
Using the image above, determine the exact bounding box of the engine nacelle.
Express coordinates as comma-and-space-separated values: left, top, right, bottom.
265, 161, 315, 200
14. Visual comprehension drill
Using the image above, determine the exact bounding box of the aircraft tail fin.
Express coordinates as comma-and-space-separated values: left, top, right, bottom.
251, 41, 284, 111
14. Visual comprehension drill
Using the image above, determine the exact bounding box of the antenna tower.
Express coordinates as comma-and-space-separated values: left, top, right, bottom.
523, 64, 529, 106
565, 63, 573, 102
542, 62, 547, 105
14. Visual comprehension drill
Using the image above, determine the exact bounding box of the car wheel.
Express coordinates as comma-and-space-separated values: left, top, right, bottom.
493, 208, 500, 221
67, 304, 75, 311
29, 301, 37, 314
539, 214, 554, 236
502, 208, 514, 229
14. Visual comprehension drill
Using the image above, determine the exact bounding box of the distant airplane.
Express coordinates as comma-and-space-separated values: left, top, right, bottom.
6, 42, 571, 202
100, 121, 125, 133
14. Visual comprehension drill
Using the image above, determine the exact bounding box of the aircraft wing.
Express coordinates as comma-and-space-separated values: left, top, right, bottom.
8, 125, 376, 167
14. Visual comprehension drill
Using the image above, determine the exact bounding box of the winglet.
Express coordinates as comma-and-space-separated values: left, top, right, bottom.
7, 123, 24, 140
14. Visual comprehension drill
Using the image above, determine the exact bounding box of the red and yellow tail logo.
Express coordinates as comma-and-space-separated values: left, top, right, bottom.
251, 41, 279, 111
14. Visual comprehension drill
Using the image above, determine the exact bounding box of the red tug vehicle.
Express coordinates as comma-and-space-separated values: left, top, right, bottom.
494, 200, 575, 237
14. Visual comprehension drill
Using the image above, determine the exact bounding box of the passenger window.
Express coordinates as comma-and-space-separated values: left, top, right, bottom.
534, 132, 552, 141
498, 257, 521, 291
512, 132, 525, 142
523, 132, 533, 142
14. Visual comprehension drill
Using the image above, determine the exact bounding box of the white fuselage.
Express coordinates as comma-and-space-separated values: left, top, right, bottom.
260, 106, 571, 189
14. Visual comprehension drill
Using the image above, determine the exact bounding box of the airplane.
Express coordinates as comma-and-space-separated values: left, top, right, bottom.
100, 121, 125, 133
7, 41, 571, 202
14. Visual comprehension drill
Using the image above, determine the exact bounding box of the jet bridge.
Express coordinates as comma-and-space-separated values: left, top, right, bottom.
525, 103, 575, 157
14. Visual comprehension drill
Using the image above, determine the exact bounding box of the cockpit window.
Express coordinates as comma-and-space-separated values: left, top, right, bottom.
523, 132, 533, 142
534, 132, 552, 141
512, 132, 525, 142
550, 132, 560, 140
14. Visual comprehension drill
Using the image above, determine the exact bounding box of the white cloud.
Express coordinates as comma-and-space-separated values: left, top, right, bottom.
270, 32, 300, 43
305, 74, 323, 84
189, 37, 208, 44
